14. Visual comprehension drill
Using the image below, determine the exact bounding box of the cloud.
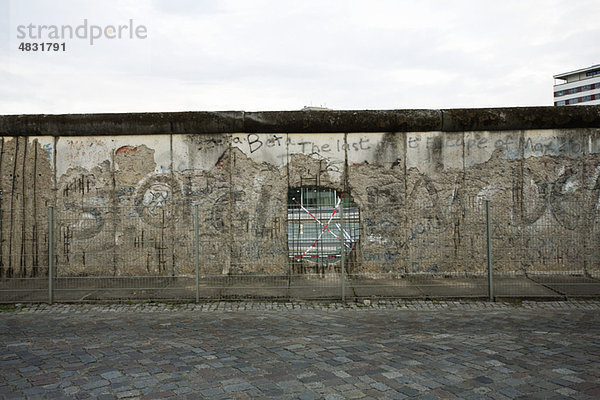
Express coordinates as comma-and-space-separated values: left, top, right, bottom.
1, 0, 599, 114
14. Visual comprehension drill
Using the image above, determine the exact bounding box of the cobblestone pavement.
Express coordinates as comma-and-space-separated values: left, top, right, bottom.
1, 301, 599, 399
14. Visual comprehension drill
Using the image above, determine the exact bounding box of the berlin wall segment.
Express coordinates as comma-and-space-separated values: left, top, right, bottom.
0, 107, 598, 279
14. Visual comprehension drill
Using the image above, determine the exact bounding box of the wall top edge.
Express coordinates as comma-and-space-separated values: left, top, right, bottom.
0, 106, 599, 136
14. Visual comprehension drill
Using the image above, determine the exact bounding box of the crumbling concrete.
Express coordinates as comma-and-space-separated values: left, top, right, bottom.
0, 107, 598, 278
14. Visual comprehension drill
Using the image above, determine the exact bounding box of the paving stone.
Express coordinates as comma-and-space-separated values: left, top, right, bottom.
223, 382, 253, 392
333, 370, 351, 378
82, 379, 110, 390
343, 389, 367, 399
398, 386, 421, 396
371, 382, 391, 392
298, 389, 320, 400
100, 371, 124, 381
474, 376, 494, 384
133, 378, 158, 389
1, 301, 599, 399
415, 394, 439, 400
200, 387, 224, 396
22, 387, 45, 396
116, 390, 141, 398
499, 386, 521, 397
173, 387, 192, 395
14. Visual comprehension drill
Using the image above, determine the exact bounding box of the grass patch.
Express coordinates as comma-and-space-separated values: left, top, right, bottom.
0, 304, 23, 312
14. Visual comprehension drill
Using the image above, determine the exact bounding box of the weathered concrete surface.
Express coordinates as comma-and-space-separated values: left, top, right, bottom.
243, 109, 442, 133
0, 107, 598, 278
1, 106, 600, 135
0, 111, 245, 136
442, 106, 600, 131
0, 137, 53, 279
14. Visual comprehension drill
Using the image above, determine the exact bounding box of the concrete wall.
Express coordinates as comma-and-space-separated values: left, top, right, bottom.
0, 107, 599, 277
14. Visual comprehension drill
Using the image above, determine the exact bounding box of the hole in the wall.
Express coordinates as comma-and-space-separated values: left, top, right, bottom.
287, 187, 360, 270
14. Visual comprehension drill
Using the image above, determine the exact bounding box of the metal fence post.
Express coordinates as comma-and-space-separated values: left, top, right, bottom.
486, 200, 494, 302
340, 198, 345, 303
194, 204, 200, 304
48, 206, 54, 305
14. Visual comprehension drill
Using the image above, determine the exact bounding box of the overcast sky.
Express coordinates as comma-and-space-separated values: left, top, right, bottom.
1, 0, 598, 114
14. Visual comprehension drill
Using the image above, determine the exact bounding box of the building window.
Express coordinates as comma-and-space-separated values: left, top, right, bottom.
556, 83, 598, 98
586, 70, 600, 78
287, 187, 360, 267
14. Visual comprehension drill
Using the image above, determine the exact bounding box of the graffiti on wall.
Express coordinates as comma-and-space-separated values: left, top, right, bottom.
1, 128, 599, 278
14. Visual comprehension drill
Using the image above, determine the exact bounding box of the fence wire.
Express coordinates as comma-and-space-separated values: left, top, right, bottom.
0, 198, 598, 303
488, 198, 599, 298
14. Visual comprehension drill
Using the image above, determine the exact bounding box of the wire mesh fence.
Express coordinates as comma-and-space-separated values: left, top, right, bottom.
0, 196, 598, 303
487, 197, 599, 298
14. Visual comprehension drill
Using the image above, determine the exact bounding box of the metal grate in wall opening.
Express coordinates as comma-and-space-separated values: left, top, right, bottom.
287, 187, 360, 269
